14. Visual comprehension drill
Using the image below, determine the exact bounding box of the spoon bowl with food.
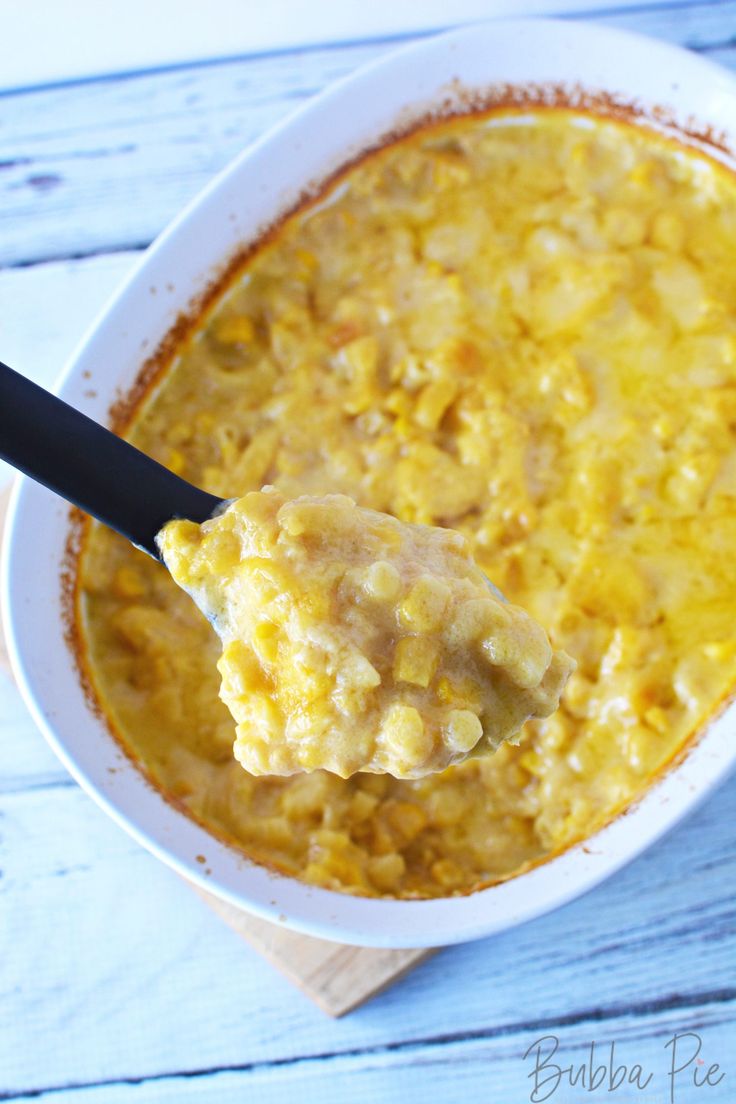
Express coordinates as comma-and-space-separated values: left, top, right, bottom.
160, 487, 573, 778
0, 358, 573, 780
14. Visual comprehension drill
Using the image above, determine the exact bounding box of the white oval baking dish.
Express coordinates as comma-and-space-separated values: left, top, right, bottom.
3, 18, 736, 947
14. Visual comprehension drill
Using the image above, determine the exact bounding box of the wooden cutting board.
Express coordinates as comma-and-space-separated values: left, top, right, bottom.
0, 483, 433, 1015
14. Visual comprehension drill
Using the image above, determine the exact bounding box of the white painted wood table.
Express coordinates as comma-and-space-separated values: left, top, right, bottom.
1, 3, 735, 1100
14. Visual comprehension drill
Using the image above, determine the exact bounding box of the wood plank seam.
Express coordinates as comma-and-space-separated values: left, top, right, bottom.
1, 2, 736, 267
1, 992, 734, 1101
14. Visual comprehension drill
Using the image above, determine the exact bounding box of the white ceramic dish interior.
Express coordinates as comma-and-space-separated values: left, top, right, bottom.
4, 18, 736, 948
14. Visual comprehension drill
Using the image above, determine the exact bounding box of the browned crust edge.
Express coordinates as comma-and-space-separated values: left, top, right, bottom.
60, 81, 736, 901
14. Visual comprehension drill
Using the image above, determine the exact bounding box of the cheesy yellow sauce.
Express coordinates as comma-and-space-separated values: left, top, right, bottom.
158, 488, 573, 778
78, 109, 736, 899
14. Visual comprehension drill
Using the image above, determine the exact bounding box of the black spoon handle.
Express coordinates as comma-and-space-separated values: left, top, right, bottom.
0, 360, 223, 559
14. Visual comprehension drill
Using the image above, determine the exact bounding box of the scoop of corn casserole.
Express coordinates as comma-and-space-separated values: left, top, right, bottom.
159, 488, 573, 778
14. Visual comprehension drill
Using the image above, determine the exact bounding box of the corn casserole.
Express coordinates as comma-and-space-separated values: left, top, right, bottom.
77, 108, 736, 898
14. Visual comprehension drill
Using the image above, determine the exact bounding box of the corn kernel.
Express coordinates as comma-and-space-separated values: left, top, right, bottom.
361, 560, 402, 602
380, 703, 433, 764
393, 635, 439, 687
167, 448, 186, 476
431, 858, 463, 888
343, 652, 382, 690
339, 334, 379, 376
112, 566, 146, 599
214, 315, 255, 344
296, 248, 318, 271
414, 378, 458, 430
650, 211, 685, 252
445, 597, 511, 647
202, 530, 241, 575
445, 709, 483, 753
367, 853, 406, 891
350, 790, 380, 822
217, 640, 266, 697
252, 620, 279, 665
385, 801, 428, 839
602, 207, 646, 247
399, 575, 450, 632
702, 640, 736, 662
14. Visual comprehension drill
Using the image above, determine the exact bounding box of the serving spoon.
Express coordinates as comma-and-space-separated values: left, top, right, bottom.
0, 359, 510, 593
1, 357, 571, 779
0, 359, 224, 558
0, 356, 512, 622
